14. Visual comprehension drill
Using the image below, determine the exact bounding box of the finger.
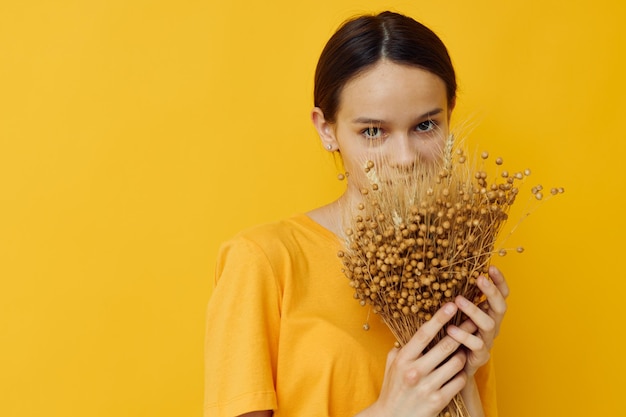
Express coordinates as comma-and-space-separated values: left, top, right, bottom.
427, 349, 467, 390
401, 335, 463, 388
455, 295, 496, 338
419, 332, 464, 374
385, 345, 400, 373
477, 275, 507, 319
401, 303, 458, 360
438, 371, 468, 410
431, 352, 468, 407
488, 265, 510, 298
458, 317, 478, 334
446, 324, 485, 352
446, 321, 492, 378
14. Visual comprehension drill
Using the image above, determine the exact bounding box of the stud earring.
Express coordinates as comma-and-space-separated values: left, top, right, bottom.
326, 144, 333, 151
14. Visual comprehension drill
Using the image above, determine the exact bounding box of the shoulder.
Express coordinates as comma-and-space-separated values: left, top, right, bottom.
220, 214, 336, 257
215, 214, 341, 286
212, 216, 321, 299
215, 214, 333, 276
234, 217, 302, 245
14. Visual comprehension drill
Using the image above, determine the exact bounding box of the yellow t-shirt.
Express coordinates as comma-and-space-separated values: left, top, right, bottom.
204, 214, 498, 417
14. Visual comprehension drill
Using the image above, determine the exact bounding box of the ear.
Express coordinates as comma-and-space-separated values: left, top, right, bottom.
311, 107, 339, 152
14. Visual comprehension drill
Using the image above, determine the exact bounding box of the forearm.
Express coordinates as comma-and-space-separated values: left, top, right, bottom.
460, 376, 485, 417
352, 402, 383, 417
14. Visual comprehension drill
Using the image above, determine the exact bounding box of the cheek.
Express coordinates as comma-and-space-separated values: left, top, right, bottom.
342, 154, 370, 183
335, 132, 368, 169
337, 148, 375, 188
419, 133, 448, 161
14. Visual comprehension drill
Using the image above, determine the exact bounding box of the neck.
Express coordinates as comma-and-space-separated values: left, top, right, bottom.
306, 192, 358, 238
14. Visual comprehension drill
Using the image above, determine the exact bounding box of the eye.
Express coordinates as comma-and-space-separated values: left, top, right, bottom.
416, 119, 438, 133
362, 126, 384, 139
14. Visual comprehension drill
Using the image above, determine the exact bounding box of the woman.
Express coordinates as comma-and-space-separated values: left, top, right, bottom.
205, 11, 508, 417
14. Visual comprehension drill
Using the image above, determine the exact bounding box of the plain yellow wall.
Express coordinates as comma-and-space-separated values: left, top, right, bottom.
1, 1, 625, 416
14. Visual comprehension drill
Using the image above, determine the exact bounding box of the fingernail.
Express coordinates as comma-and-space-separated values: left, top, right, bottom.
481, 276, 491, 287
447, 325, 460, 336
444, 303, 456, 314
456, 296, 469, 307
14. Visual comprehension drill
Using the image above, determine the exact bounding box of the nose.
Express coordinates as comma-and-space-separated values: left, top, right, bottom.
388, 134, 417, 170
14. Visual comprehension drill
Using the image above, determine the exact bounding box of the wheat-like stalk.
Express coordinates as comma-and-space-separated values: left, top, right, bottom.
338, 139, 563, 417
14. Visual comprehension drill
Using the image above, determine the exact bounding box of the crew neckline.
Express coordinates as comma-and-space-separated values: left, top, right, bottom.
291, 213, 343, 246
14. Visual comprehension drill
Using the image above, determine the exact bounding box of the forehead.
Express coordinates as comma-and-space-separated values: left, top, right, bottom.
337, 60, 448, 119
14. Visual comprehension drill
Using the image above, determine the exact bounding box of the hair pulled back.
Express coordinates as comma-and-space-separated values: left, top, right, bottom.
314, 11, 456, 123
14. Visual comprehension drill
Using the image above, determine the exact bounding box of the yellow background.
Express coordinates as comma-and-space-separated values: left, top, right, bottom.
1, 1, 624, 416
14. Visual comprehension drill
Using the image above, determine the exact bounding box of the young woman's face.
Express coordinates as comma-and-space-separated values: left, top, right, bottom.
314, 60, 452, 197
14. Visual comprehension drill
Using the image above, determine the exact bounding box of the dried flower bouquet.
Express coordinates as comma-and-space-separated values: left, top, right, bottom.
338, 138, 563, 417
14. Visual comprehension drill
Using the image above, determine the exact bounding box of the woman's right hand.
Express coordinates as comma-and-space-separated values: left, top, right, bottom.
361, 302, 467, 417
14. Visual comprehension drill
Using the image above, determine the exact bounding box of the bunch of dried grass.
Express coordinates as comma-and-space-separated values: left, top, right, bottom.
338, 135, 563, 417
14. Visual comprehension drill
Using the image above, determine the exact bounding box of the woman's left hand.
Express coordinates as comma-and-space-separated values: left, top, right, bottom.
445, 265, 509, 377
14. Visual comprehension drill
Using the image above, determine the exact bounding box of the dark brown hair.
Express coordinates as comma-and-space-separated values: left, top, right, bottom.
314, 11, 456, 123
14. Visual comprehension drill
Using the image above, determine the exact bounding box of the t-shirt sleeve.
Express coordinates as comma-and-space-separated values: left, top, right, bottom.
204, 236, 281, 417
475, 355, 498, 417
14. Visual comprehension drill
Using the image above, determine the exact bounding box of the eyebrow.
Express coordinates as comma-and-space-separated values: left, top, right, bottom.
351, 108, 444, 124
